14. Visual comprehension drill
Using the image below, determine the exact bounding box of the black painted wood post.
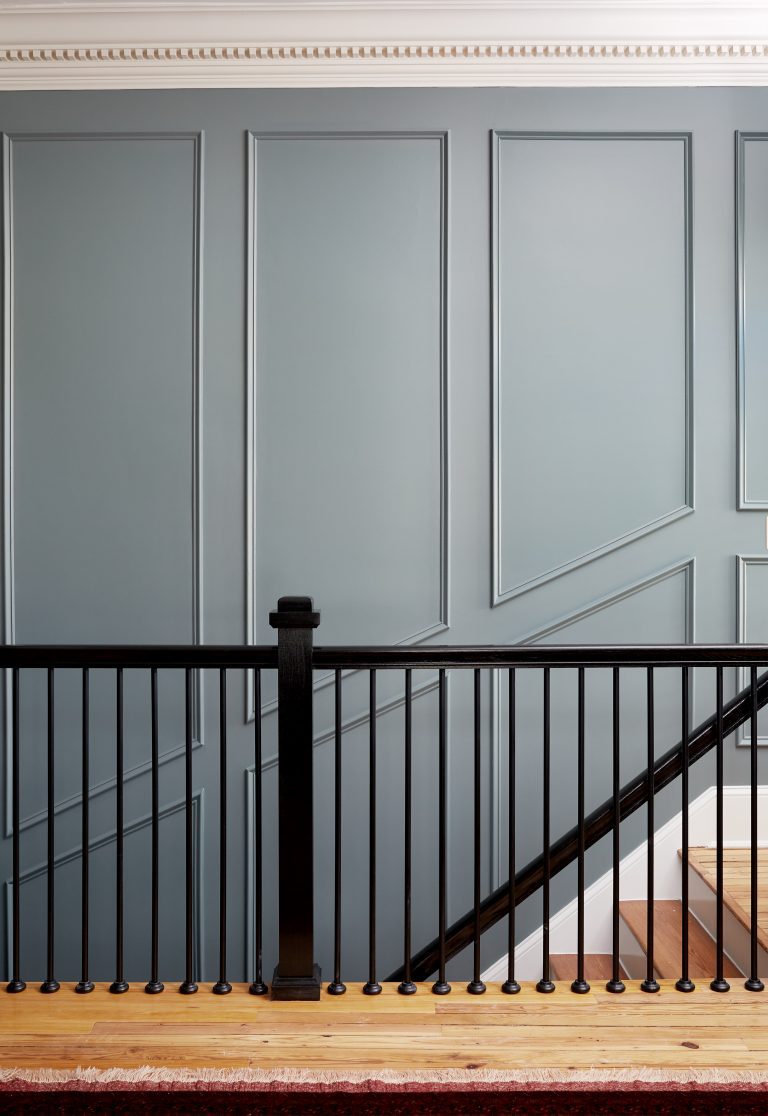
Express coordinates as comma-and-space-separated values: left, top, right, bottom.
269, 596, 322, 1000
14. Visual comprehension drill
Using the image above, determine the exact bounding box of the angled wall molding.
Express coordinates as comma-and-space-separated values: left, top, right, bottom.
246, 129, 449, 722
491, 130, 694, 607
1, 3, 768, 88
489, 556, 696, 886
1, 131, 205, 835
4, 790, 204, 982
244, 672, 455, 977
736, 554, 768, 745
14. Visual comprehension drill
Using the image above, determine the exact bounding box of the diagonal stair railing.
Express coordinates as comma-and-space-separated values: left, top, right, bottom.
388, 664, 768, 985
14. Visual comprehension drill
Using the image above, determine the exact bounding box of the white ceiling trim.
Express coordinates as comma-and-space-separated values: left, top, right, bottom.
2, 1, 768, 88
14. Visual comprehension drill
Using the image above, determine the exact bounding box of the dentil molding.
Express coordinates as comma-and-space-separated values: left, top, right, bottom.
2, 1, 768, 88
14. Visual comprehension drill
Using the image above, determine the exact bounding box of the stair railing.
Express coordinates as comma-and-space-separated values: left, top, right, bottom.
390, 659, 768, 986
4, 595, 768, 998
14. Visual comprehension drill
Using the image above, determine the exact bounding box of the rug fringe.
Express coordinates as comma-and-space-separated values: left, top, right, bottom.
2, 1066, 768, 1087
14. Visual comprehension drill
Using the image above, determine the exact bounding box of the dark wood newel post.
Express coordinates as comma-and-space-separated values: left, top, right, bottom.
269, 596, 322, 1000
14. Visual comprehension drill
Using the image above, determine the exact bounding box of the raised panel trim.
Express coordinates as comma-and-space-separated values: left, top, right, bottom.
735, 554, 768, 745
736, 132, 768, 510
245, 129, 450, 722
1, 131, 205, 835
4, 789, 205, 982
491, 130, 695, 607
489, 556, 696, 886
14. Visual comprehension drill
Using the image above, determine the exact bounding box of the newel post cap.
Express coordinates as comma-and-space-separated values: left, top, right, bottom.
269, 596, 321, 629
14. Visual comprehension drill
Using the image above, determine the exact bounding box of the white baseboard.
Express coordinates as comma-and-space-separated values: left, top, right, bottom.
481, 785, 768, 983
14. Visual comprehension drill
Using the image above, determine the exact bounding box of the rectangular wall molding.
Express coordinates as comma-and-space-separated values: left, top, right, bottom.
245, 130, 450, 723
1, 131, 205, 834
491, 130, 694, 607
736, 132, 768, 509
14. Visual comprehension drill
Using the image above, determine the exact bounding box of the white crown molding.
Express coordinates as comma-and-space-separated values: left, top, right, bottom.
2, 1, 768, 88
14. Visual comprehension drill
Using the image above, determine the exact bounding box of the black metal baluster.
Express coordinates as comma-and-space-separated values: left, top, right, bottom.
109, 668, 128, 994
75, 668, 94, 994
746, 665, 764, 992
572, 667, 589, 995
710, 665, 730, 992
213, 669, 232, 994
398, 668, 416, 996
40, 668, 59, 994
502, 668, 520, 995
249, 668, 268, 996
676, 665, 695, 992
179, 668, 198, 994
468, 670, 486, 994
363, 670, 382, 995
433, 668, 451, 995
537, 668, 555, 994
145, 668, 164, 994
7, 668, 25, 993
641, 667, 660, 994
328, 669, 347, 995
607, 668, 625, 993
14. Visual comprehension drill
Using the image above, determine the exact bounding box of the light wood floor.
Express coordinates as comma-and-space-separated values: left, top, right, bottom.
2, 982, 768, 1071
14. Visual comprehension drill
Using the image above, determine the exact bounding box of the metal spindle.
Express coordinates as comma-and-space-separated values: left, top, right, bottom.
502, 668, 520, 994
249, 668, 268, 995
41, 668, 59, 993
676, 665, 694, 992
145, 668, 164, 994
433, 668, 451, 995
398, 669, 416, 995
109, 668, 128, 993
179, 668, 198, 994
607, 668, 625, 993
746, 665, 764, 992
75, 668, 93, 993
572, 667, 589, 994
641, 667, 659, 993
710, 665, 730, 992
213, 669, 232, 994
363, 670, 382, 995
328, 669, 347, 995
468, 670, 486, 994
537, 668, 555, 993
7, 667, 25, 993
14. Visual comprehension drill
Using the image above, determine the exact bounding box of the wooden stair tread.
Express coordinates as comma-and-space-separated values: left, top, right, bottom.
620, 899, 741, 979
686, 847, 768, 955
550, 954, 627, 982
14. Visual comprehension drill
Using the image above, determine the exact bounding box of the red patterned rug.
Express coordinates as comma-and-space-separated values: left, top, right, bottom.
1, 1069, 767, 1114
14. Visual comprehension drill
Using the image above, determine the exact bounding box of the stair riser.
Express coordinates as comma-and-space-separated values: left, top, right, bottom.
616, 919, 665, 982
686, 863, 768, 979
619, 917, 658, 981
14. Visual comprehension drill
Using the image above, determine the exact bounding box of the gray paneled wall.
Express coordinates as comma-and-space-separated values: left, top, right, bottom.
0, 88, 767, 984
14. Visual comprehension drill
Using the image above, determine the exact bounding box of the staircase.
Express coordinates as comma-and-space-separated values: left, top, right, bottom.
552, 848, 765, 984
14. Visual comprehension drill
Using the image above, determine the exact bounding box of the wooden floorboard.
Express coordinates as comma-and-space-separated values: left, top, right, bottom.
1, 982, 768, 1070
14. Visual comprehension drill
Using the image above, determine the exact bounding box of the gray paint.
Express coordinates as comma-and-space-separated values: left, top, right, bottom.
0, 88, 765, 985
492, 132, 694, 605
737, 133, 768, 508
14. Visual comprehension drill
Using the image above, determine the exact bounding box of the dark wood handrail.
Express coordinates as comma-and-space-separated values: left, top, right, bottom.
388, 665, 768, 984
